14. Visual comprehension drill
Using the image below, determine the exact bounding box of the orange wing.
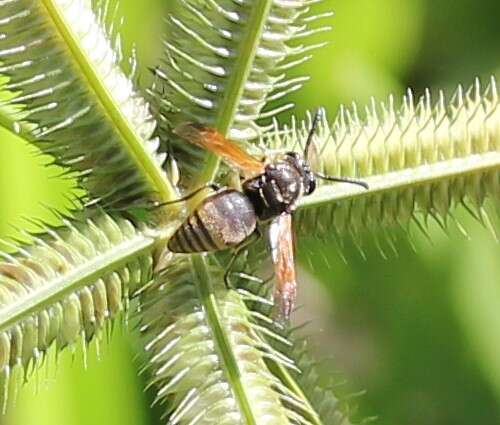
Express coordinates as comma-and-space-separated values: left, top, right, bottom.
269, 213, 297, 322
173, 123, 265, 176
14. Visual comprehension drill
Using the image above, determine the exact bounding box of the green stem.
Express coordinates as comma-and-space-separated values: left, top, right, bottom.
185, 1, 324, 421
191, 254, 257, 425
195, 0, 273, 185
40, 0, 177, 203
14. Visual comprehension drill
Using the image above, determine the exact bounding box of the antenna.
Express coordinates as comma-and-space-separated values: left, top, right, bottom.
304, 108, 369, 190
304, 108, 322, 163
314, 172, 369, 190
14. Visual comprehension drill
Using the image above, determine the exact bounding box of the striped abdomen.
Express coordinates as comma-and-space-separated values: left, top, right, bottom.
168, 189, 257, 253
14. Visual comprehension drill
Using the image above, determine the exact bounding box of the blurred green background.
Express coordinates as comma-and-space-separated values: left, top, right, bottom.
1, 0, 499, 424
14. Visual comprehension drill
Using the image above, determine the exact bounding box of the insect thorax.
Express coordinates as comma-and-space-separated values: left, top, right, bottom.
243, 152, 316, 221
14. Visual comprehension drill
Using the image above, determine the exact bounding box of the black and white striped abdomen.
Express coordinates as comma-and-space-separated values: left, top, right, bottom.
168, 189, 257, 253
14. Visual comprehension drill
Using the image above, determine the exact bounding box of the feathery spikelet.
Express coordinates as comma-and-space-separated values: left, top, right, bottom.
0, 210, 155, 411
150, 0, 330, 181
233, 241, 353, 425
138, 254, 340, 424
0, 0, 175, 207
262, 78, 500, 246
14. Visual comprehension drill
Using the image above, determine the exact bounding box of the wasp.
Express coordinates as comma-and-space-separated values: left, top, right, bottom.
166, 111, 368, 320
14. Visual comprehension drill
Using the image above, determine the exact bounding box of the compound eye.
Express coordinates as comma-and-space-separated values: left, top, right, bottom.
285, 151, 300, 160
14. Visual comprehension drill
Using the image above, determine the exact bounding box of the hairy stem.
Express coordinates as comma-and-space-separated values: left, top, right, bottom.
40, 0, 176, 203
191, 254, 258, 425
0, 232, 155, 334
299, 151, 500, 210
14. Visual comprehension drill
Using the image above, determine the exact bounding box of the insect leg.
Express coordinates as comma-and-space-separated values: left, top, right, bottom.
223, 228, 261, 290
156, 182, 221, 207
112, 182, 222, 213
304, 108, 323, 162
